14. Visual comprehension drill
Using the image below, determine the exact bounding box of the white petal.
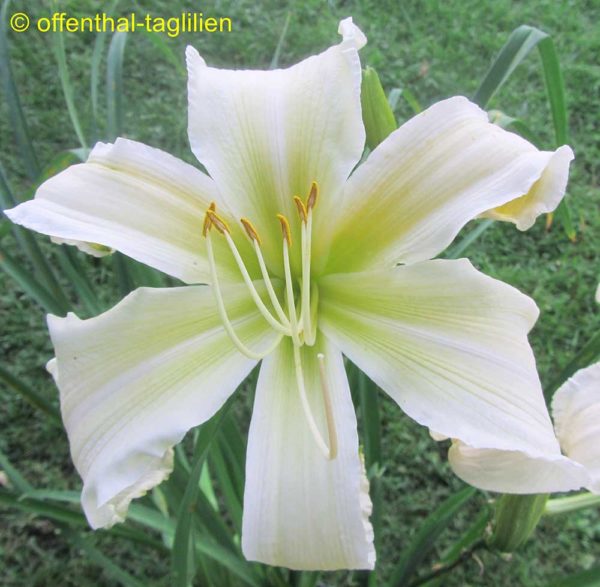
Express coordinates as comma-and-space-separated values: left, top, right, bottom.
5, 138, 248, 284
482, 145, 574, 230
323, 97, 571, 274
48, 283, 275, 528
319, 259, 560, 456
186, 18, 366, 270
553, 362, 600, 492
447, 441, 589, 493
242, 335, 375, 570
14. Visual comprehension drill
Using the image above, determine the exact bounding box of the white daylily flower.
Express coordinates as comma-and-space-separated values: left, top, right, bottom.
446, 362, 600, 494
5, 18, 577, 570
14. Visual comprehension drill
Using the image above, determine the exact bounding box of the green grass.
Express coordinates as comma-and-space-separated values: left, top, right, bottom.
1, 0, 600, 585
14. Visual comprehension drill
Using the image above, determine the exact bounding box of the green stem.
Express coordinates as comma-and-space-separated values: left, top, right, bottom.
545, 492, 600, 516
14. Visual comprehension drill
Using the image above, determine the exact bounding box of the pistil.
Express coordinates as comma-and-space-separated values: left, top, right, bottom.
297, 182, 318, 346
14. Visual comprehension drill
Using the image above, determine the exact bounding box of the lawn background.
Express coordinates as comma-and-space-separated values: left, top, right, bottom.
1, 0, 599, 585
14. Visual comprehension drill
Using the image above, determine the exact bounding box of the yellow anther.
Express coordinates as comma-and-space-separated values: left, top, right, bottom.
202, 214, 212, 237
293, 196, 308, 223
276, 214, 292, 247
202, 202, 217, 237
207, 209, 231, 235
306, 181, 319, 210
240, 217, 262, 245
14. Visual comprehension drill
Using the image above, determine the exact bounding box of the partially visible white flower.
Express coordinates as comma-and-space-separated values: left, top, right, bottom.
445, 362, 600, 493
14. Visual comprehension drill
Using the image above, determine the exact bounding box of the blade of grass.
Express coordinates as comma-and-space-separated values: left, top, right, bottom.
0, 447, 33, 492
106, 31, 128, 140
548, 567, 600, 587
172, 403, 232, 587
270, 11, 292, 69
537, 35, 575, 240
209, 440, 243, 533
390, 486, 477, 586
52, 30, 88, 150
113, 252, 135, 297
141, 30, 186, 76
0, 488, 166, 551
401, 87, 422, 114
0, 0, 40, 180
445, 219, 494, 259
91, 31, 108, 136
420, 508, 490, 587
66, 529, 147, 587
1, 167, 70, 305
473, 25, 548, 108
90, 0, 119, 137
193, 539, 263, 587
56, 246, 102, 316
0, 453, 158, 586
537, 37, 568, 145
0, 243, 68, 314
0, 364, 61, 425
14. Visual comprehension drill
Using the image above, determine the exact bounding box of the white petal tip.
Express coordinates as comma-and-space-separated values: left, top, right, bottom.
46, 357, 58, 382
489, 144, 575, 232
185, 45, 205, 68
338, 17, 367, 50
84, 447, 175, 529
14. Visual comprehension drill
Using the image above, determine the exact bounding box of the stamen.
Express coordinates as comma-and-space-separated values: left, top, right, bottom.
276, 213, 292, 247
292, 344, 337, 460
222, 230, 290, 335
204, 205, 290, 335
293, 196, 308, 223
317, 353, 338, 460
206, 232, 283, 360
237, 217, 288, 326
251, 238, 291, 328
240, 217, 262, 246
306, 181, 319, 210
300, 205, 316, 345
281, 234, 301, 347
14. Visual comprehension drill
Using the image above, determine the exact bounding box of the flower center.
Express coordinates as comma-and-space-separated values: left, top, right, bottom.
203, 183, 337, 460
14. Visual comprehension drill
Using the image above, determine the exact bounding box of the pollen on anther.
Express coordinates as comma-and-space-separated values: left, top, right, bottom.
207, 209, 231, 235
202, 202, 218, 237
240, 217, 262, 245
307, 181, 319, 210
276, 214, 292, 247
293, 196, 308, 223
